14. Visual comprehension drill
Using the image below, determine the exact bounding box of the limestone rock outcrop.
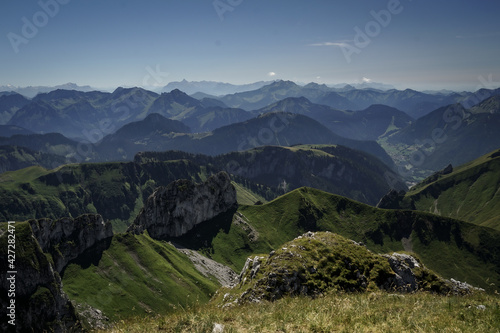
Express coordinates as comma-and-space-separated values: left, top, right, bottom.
0, 214, 112, 332
29, 214, 113, 272
128, 171, 237, 238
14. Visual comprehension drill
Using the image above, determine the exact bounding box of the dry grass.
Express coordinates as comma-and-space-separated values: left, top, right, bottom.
99, 291, 500, 333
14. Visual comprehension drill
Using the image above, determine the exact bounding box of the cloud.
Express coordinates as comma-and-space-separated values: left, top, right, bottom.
362, 77, 372, 83
309, 41, 349, 47
268, 72, 276, 77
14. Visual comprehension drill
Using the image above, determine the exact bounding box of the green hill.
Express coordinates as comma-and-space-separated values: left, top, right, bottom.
175, 187, 500, 292
0, 218, 221, 330
401, 148, 500, 230
61, 232, 219, 322
215, 232, 477, 308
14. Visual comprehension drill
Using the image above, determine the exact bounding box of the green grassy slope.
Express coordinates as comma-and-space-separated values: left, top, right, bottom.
61, 232, 219, 321
232, 181, 268, 205
175, 187, 500, 292
404, 148, 500, 230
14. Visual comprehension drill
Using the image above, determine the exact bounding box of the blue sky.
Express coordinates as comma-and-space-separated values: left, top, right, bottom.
1, 0, 499, 91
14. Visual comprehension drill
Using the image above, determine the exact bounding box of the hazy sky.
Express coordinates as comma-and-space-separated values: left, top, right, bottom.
1, 0, 499, 91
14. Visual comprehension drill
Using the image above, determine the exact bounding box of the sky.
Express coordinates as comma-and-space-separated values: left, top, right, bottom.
1, 0, 500, 91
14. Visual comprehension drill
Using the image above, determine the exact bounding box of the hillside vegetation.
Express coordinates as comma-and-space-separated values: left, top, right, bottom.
62, 232, 219, 323
402, 148, 500, 230
175, 187, 500, 292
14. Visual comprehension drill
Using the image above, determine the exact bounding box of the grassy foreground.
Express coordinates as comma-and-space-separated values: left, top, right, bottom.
99, 292, 500, 332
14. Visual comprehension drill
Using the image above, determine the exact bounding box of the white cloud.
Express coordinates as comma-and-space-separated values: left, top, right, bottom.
362, 77, 372, 83
309, 42, 349, 47
268, 72, 276, 77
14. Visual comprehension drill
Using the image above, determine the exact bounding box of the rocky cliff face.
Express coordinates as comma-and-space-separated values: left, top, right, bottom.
128, 171, 237, 238
29, 214, 113, 273
1, 223, 77, 332
0, 214, 113, 332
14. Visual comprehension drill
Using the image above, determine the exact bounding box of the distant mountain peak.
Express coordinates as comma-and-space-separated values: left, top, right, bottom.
269, 80, 298, 88
304, 82, 330, 90
168, 88, 189, 96
161, 80, 273, 96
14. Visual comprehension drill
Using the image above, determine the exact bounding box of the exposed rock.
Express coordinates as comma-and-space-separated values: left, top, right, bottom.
128, 171, 237, 238
29, 214, 113, 273
419, 163, 454, 187
72, 302, 111, 330
0, 222, 81, 333
212, 323, 225, 333
233, 212, 259, 242
442, 164, 453, 175
447, 278, 484, 295
376, 189, 414, 210
238, 256, 265, 284
172, 243, 238, 287
0, 214, 112, 332
383, 253, 420, 292
383, 253, 482, 295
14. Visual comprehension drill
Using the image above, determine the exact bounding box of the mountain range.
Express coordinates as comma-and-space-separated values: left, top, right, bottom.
0, 82, 99, 98
257, 97, 413, 141
1, 79, 500, 332
161, 79, 274, 96
5, 80, 498, 137
2, 83, 500, 184
213, 80, 500, 118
